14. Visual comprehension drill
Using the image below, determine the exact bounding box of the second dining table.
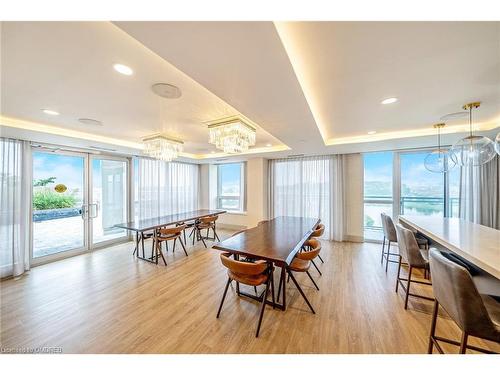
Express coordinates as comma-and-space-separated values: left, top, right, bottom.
212, 216, 320, 310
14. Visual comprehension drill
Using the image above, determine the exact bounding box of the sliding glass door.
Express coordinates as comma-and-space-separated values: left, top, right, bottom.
31, 148, 130, 263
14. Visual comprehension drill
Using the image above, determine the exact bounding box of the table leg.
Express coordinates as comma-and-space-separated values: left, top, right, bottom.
133, 232, 139, 256
281, 266, 286, 311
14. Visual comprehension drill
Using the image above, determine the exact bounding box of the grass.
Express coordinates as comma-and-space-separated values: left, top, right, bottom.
33, 189, 77, 210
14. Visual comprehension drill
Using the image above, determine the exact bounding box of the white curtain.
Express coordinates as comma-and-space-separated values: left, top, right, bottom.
268, 155, 345, 241
0, 138, 31, 278
136, 157, 199, 219
459, 155, 500, 229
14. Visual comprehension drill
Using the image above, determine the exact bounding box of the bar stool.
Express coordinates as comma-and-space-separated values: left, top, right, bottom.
309, 223, 325, 264
381, 213, 428, 272
428, 249, 500, 354
395, 224, 434, 309
217, 253, 275, 337
153, 224, 188, 265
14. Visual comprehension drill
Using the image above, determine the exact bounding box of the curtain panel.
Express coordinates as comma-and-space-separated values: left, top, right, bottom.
0, 138, 31, 278
268, 155, 353, 241
459, 155, 500, 229
136, 157, 199, 219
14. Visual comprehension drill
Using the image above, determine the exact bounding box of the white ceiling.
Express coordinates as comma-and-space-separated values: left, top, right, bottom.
1, 21, 499, 161
0, 21, 284, 157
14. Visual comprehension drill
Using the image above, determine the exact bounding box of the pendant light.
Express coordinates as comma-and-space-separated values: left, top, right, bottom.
424, 123, 456, 173
495, 132, 500, 156
449, 102, 496, 166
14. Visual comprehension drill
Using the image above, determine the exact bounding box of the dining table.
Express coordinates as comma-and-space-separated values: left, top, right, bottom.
115, 209, 226, 264
212, 216, 320, 310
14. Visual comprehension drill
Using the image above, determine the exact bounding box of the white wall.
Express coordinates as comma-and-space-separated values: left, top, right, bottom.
200, 158, 267, 230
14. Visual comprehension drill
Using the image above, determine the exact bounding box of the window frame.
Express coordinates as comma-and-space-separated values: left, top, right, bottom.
216, 162, 246, 213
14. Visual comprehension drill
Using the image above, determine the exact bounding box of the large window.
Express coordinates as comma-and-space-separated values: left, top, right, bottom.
217, 163, 245, 212
363, 152, 394, 241
363, 149, 460, 241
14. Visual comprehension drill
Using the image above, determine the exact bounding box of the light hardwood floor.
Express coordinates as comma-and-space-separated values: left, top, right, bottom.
1, 229, 499, 354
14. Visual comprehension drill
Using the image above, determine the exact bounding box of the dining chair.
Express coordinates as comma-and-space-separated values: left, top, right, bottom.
217, 252, 275, 337
153, 224, 188, 265
176, 221, 195, 244
309, 223, 325, 264
193, 215, 220, 248
395, 224, 434, 309
277, 239, 321, 315
428, 249, 500, 354
381, 213, 428, 273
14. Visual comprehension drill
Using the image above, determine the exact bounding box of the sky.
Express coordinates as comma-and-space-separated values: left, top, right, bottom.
33, 152, 84, 196
219, 163, 241, 195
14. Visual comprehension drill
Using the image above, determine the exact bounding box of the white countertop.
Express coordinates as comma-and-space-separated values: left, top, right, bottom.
399, 216, 500, 279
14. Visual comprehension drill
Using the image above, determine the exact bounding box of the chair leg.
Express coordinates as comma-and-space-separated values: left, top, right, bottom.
183, 229, 187, 244
385, 240, 391, 272
172, 238, 176, 253
199, 228, 207, 248
270, 271, 275, 309
395, 255, 402, 293
277, 271, 283, 302
428, 300, 439, 354
255, 279, 270, 337
214, 228, 221, 242
254, 286, 258, 295
306, 270, 320, 291
459, 332, 468, 354
216, 278, 231, 318
381, 236, 386, 264
311, 259, 322, 276
404, 266, 412, 309
156, 240, 167, 266
141, 234, 146, 258
317, 254, 324, 264
288, 270, 315, 314
179, 237, 188, 257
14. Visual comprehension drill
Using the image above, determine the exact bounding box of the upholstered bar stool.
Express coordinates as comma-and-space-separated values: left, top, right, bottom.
217, 253, 275, 337
395, 224, 434, 309
308, 223, 325, 264
381, 213, 428, 272
428, 249, 500, 354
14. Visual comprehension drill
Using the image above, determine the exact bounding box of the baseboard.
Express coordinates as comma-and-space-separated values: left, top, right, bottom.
344, 235, 364, 243
217, 223, 247, 231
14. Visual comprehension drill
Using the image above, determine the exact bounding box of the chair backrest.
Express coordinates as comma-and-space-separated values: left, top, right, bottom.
310, 223, 325, 238
395, 224, 427, 267
220, 253, 268, 276
158, 224, 186, 237
297, 239, 321, 261
200, 215, 218, 224
429, 249, 495, 336
380, 213, 397, 242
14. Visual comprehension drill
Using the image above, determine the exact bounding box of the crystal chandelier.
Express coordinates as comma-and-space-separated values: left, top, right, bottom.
142, 134, 183, 162
207, 116, 256, 154
450, 102, 496, 167
495, 132, 500, 156
424, 123, 456, 173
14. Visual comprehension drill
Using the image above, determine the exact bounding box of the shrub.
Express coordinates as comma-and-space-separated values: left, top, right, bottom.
33, 189, 77, 210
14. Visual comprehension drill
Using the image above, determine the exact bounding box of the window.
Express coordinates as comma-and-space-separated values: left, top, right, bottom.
217, 163, 245, 212
363, 149, 461, 241
363, 152, 394, 241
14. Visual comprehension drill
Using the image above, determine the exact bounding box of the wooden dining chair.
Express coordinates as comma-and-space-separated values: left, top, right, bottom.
277, 239, 321, 314
217, 252, 275, 337
152, 224, 188, 265
428, 249, 500, 354
308, 223, 325, 264
395, 224, 434, 309
193, 215, 220, 248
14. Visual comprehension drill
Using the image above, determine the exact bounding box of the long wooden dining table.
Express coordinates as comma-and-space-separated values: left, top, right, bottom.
212, 216, 320, 311
115, 209, 226, 264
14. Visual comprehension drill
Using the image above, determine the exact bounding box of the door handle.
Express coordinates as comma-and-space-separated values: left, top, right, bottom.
81, 204, 88, 219
89, 203, 99, 219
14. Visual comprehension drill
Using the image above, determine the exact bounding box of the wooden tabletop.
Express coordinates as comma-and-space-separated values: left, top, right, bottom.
115, 209, 226, 232
399, 215, 500, 279
212, 216, 320, 266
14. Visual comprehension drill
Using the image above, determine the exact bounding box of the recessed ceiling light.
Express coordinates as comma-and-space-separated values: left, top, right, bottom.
113, 63, 133, 76
266, 143, 272, 147
78, 118, 103, 126
367, 131, 377, 135
381, 97, 398, 105
42, 109, 59, 116
151, 83, 182, 99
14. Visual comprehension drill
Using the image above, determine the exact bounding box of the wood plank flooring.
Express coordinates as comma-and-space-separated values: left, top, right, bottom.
1, 229, 499, 354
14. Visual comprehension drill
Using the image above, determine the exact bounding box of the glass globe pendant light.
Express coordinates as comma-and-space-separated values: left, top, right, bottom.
450, 102, 496, 167
424, 123, 456, 173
